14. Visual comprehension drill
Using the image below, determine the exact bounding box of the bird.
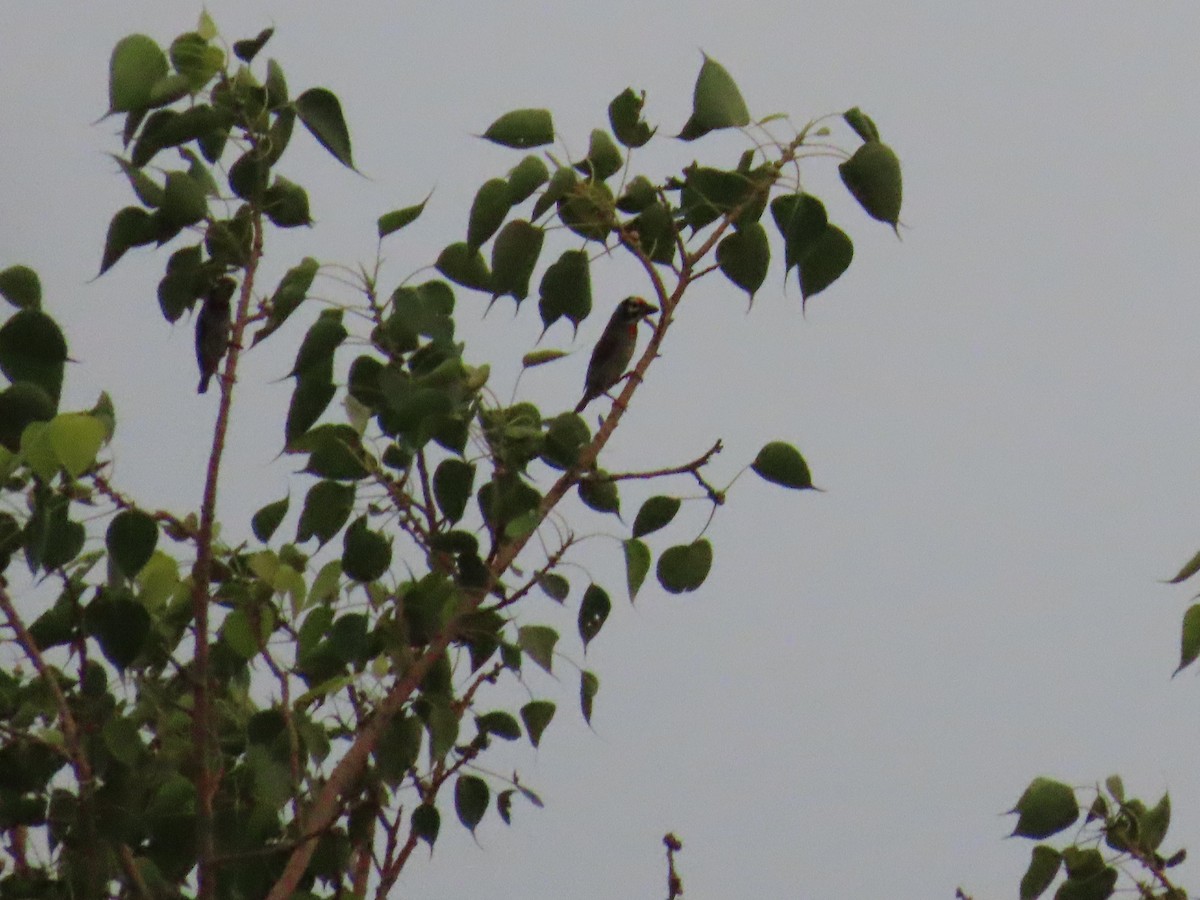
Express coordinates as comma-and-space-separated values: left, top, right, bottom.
574, 296, 657, 413
195, 276, 236, 394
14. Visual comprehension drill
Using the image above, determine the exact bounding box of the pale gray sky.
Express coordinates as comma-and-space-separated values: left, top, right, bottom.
4, 2, 1200, 897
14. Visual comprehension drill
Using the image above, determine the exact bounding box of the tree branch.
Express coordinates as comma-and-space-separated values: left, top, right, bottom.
191, 207, 265, 900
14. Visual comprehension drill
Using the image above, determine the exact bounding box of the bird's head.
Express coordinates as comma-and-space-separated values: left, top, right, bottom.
617, 295, 657, 325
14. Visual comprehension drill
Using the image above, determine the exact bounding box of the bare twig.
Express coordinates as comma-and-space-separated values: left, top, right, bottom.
664, 832, 684, 899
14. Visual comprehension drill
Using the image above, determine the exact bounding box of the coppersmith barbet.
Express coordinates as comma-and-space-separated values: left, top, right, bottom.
195, 276, 236, 394
574, 296, 657, 413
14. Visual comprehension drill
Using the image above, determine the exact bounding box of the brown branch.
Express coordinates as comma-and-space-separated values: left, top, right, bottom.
600, 440, 722, 482
259, 640, 303, 822
0, 587, 92, 787
91, 472, 192, 539
191, 208, 265, 900
487, 535, 579, 612
664, 832, 684, 899
0, 583, 100, 887
117, 844, 153, 900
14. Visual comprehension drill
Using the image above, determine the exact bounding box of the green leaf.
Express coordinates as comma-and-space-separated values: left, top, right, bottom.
798, 225, 854, 302
624, 538, 651, 602
680, 165, 765, 231
455, 775, 489, 833
540, 412, 590, 470
294, 423, 370, 480
538, 572, 569, 603
506, 155, 549, 204
342, 515, 392, 582
288, 310, 342, 388
629, 201, 676, 265
578, 584, 611, 650
377, 195, 429, 239
435, 242, 491, 292
196, 10, 218, 40
158, 170, 209, 228
373, 715, 422, 786
105, 510, 158, 579
557, 180, 614, 242
843, 106, 881, 143
1010, 778, 1080, 839
0, 382, 55, 452
115, 155, 165, 207
580, 670, 599, 724
286, 377, 336, 446
1176, 604, 1200, 674
839, 141, 903, 231
296, 480, 355, 547
221, 608, 263, 660
467, 178, 512, 250
233, 27, 274, 63
252, 496, 289, 543
476, 711, 522, 741
1104, 775, 1124, 802
608, 87, 655, 148
522, 349, 568, 368
531, 166, 577, 221
520, 700, 555, 747
1167, 548, 1200, 584
255, 257, 319, 345
632, 496, 681, 538
412, 804, 440, 849
0, 310, 68, 403
47, 413, 105, 478
770, 193, 828, 276
1142, 792, 1171, 851
295, 87, 354, 169
657, 540, 713, 594
717, 222, 769, 300
752, 441, 813, 490
0, 266, 41, 310
579, 475, 619, 516
425, 698, 459, 759
575, 129, 623, 181
100, 206, 157, 274
264, 175, 312, 227
1019, 845, 1061, 900
482, 108, 554, 148
538, 249, 592, 333
101, 716, 146, 767
490, 220, 544, 302
616, 175, 657, 213
169, 32, 223, 90
433, 459, 474, 523
517, 625, 558, 674
228, 148, 269, 201
678, 54, 750, 141
265, 60, 289, 109
86, 590, 149, 669
20, 421, 58, 481
109, 34, 169, 113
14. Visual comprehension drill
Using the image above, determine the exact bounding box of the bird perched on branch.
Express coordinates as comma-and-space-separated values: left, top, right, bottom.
195, 276, 236, 394
574, 296, 657, 413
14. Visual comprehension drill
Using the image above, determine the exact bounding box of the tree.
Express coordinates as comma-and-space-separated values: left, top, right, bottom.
0, 12, 902, 899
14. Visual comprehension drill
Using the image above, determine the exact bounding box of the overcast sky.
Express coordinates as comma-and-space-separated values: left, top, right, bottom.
4, 2, 1200, 897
